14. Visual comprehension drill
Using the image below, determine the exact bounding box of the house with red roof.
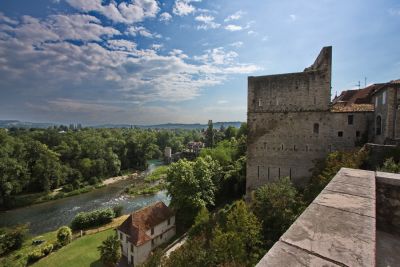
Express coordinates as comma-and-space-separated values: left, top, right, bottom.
117, 201, 175, 266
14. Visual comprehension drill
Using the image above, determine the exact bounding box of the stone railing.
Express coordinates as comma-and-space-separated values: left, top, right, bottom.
257, 168, 377, 266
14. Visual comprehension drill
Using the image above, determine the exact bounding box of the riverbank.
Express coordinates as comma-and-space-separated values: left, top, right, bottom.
0, 215, 129, 267
1, 171, 139, 211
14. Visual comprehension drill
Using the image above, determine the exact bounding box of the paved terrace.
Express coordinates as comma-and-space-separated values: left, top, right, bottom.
257, 168, 400, 267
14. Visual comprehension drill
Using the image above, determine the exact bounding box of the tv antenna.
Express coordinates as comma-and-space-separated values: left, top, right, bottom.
364, 77, 367, 87
356, 81, 361, 89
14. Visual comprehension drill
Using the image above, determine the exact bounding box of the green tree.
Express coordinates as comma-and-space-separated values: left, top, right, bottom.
252, 177, 304, 247
205, 120, 215, 148
98, 234, 121, 266
56, 226, 72, 246
166, 156, 218, 226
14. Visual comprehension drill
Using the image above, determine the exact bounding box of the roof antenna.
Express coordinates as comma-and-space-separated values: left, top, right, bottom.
356, 81, 361, 89
364, 77, 367, 87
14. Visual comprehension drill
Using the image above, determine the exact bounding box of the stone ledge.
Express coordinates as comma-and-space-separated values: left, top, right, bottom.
376, 171, 400, 186
257, 168, 376, 267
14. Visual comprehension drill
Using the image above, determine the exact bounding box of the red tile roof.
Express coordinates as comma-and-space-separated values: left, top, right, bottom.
331, 85, 377, 112
118, 201, 174, 246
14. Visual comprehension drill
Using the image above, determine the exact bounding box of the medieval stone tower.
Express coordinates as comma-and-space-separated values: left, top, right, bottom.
246, 47, 372, 196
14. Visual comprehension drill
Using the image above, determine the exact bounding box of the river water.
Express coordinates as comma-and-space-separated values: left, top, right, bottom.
0, 160, 170, 235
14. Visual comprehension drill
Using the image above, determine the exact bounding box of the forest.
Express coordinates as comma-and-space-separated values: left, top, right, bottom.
0, 126, 204, 209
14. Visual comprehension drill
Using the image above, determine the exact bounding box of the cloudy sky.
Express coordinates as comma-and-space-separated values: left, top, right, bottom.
0, 0, 399, 125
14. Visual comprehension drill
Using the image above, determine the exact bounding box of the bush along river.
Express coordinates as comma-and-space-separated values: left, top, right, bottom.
0, 160, 170, 235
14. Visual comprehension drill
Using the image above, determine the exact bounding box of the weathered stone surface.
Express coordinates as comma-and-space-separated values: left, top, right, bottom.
256, 241, 340, 267
377, 230, 400, 267
376, 171, 400, 186
314, 191, 375, 217
325, 181, 375, 199
280, 203, 375, 267
331, 172, 375, 189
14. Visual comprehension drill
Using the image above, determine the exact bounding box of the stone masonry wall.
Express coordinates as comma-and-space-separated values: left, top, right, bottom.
246, 47, 373, 194
376, 171, 400, 235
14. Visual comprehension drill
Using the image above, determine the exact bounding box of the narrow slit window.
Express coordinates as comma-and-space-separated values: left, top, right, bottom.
313, 123, 319, 134
376, 116, 382, 135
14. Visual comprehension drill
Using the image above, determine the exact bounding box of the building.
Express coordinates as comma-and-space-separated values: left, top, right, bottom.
246, 47, 376, 196
370, 80, 400, 144
117, 202, 175, 266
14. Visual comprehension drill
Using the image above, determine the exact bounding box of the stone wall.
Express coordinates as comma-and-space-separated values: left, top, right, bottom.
246, 47, 373, 194
376, 171, 400, 235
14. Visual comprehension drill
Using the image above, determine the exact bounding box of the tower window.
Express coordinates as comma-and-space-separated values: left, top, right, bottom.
356, 131, 360, 137
338, 131, 343, 137
348, 115, 354, 125
313, 123, 319, 134
376, 116, 382, 135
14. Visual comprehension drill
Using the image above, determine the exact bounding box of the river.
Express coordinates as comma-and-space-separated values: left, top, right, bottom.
0, 160, 170, 235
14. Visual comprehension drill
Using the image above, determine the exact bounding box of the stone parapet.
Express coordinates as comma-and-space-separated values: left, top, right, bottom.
256, 168, 376, 267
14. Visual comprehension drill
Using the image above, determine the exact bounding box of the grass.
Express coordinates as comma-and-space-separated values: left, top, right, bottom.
0, 216, 128, 267
145, 165, 169, 182
33, 229, 113, 267
0, 229, 58, 267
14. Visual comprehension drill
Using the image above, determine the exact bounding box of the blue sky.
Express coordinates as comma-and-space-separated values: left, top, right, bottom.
0, 0, 399, 125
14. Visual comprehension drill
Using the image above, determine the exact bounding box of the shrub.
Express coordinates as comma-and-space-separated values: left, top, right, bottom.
27, 250, 44, 264
71, 208, 115, 230
379, 157, 400, 173
41, 243, 53, 256
57, 226, 72, 246
112, 205, 123, 217
0, 224, 28, 256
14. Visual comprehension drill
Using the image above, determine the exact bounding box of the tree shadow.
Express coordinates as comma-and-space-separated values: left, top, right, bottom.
89, 259, 105, 267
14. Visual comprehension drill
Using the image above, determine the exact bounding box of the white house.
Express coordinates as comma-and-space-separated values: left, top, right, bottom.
117, 201, 175, 266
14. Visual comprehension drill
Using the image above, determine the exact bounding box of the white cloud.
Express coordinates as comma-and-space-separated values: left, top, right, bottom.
125, 26, 161, 38
217, 100, 228, 104
159, 12, 172, 22
262, 35, 269, 41
0, 12, 18, 25
224, 10, 245, 22
173, 1, 195, 16
229, 41, 243, 48
225, 24, 242, 31
195, 14, 220, 30
247, 30, 257, 35
66, 0, 160, 24
289, 14, 297, 21
0, 12, 260, 123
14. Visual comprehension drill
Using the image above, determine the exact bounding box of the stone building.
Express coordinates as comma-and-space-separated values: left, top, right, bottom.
246, 47, 376, 195
370, 80, 400, 144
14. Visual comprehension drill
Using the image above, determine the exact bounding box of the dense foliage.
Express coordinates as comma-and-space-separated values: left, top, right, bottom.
56, 226, 72, 246
0, 127, 202, 209
0, 224, 28, 256
70, 207, 115, 230
98, 234, 121, 267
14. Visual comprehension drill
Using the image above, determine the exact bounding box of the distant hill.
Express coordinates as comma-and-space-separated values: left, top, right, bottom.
0, 120, 244, 130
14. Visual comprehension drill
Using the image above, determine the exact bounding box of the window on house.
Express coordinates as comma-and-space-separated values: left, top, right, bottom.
151, 228, 154, 235
382, 91, 386, 105
376, 116, 382, 135
348, 115, 354, 125
356, 131, 360, 137
313, 123, 319, 134
338, 131, 343, 137
168, 218, 171, 226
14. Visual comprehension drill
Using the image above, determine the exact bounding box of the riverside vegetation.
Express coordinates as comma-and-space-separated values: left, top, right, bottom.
0, 127, 202, 209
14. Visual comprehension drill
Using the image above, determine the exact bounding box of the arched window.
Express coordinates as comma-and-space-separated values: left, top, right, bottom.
313, 123, 319, 134
376, 116, 382, 135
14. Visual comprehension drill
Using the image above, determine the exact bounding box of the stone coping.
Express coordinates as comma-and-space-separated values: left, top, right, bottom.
256, 168, 376, 267
376, 171, 400, 186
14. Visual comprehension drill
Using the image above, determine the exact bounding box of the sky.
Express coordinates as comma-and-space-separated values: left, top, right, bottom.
0, 0, 399, 125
